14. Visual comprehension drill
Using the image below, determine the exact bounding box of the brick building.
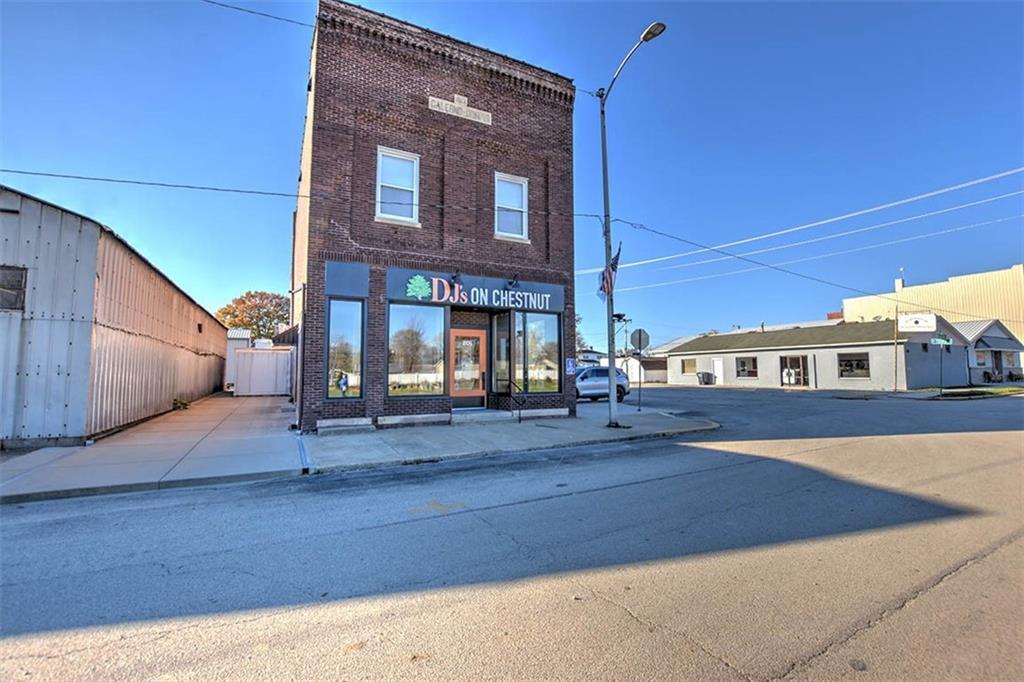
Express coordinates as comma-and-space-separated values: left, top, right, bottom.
291, 1, 576, 431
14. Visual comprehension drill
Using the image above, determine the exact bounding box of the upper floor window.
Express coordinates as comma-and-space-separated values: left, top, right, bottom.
376, 147, 419, 224
495, 172, 528, 240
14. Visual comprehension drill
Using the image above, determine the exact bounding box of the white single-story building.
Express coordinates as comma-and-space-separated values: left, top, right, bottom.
951, 320, 1024, 384
613, 355, 668, 384
663, 318, 971, 391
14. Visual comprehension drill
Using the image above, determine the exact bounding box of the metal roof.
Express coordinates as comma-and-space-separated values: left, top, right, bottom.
951, 320, 997, 343
667, 320, 911, 354
977, 335, 1024, 352
1, 184, 228, 330
227, 328, 252, 339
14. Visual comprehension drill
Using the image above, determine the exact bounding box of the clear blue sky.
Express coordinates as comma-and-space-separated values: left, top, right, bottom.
2, 1, 1021, 348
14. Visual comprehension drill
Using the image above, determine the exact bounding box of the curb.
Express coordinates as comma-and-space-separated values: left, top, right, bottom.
0, 468, 303, 505
1, 420, 720, 504
929, 392, 1024, 401
309, 419, 721, 476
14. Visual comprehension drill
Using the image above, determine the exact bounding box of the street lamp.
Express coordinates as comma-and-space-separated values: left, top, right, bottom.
596, 21, 666, 427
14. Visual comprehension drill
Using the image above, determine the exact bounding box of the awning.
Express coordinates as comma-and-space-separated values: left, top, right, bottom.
977, 335, 1024, 352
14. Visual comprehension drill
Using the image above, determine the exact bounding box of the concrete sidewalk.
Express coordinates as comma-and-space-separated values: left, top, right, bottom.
1, 398, 716, 504
304, 401, 718, 473
0, 395, 303, 503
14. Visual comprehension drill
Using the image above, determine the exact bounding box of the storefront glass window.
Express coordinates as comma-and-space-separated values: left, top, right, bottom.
327, 299, 363, 398
526, 313, 560, 392
388, 304, 444, 395
493, 311, 511, 393
513, 313, 526, 391
975, 350, 988, 366
512, 312, 560, 393
838, 352, 871, 378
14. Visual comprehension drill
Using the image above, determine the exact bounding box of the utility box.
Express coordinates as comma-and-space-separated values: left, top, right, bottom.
234, 348, 294, 396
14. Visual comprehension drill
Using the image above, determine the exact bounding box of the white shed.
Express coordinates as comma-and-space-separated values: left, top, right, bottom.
225, 328, 252, 390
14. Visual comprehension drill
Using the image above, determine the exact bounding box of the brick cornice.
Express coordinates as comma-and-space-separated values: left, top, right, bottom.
318, 0, 575, 106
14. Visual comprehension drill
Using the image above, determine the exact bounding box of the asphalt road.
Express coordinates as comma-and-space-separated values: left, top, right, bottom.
2, 388, 1022, 680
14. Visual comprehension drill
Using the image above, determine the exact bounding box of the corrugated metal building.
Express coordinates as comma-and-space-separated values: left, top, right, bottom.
663, 318, 971, 391
843, 265, 1024, 344
1, 186, 226, 446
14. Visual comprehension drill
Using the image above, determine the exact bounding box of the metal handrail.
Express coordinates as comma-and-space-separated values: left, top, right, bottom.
507, 379, 526, 424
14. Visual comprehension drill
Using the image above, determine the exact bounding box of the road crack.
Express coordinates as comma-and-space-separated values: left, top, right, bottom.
579, 582, 752, 681
774, 526, 1024, 680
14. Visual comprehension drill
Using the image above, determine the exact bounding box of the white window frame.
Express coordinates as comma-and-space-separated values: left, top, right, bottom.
494, 172, 529, 241
376, 146, 420, 226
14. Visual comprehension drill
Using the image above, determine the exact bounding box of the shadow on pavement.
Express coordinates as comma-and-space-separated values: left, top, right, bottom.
0, 446, 976, 637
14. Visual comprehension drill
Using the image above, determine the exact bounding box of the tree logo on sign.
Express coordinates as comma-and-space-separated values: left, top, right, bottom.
406, 274, 431, 300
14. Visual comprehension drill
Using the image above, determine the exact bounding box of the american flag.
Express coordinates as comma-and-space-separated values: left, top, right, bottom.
597, 243, 621, 302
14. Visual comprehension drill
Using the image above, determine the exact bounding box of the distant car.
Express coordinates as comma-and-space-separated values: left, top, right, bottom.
575, 366, 630, 402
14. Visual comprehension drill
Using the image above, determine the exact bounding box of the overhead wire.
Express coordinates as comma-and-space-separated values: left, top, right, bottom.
197, 0, 314, 28
655, 190, 1024, 272
614, 215, 1024, 323
575, 166, 1024, 275
0, 169, 599, 221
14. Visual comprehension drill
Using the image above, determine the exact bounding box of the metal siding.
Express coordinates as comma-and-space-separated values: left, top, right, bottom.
0, 189, 97, 441
843, 265, 1024, 342
86, 233, 226, 435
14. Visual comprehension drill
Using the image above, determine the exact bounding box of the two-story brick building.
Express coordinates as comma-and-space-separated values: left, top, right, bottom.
291, 1, 576, 431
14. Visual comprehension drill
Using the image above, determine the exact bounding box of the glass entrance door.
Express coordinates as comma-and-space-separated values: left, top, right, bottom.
780, 355, 809, 386
449, 328, 487, 407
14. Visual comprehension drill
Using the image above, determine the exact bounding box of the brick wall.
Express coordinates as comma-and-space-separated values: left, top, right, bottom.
296, 1, 575, 430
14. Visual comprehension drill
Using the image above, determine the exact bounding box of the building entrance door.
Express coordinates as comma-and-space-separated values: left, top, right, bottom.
449, 328, 487, 408
780, 355, 809, 386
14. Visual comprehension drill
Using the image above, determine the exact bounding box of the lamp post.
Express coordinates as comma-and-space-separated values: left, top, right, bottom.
596, 21, 666, 427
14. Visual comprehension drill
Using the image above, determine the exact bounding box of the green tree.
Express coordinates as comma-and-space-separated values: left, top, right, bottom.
575, 313, 587, 353
216, 291, 289, 339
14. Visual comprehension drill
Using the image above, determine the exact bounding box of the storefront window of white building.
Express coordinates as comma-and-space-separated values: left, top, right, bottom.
838, 352, 871, 378
388, 304, 444, 395
736, 357, 758, 378
495, 173, 528, 239
327, 299, 363, 398
377, 147, 419, 223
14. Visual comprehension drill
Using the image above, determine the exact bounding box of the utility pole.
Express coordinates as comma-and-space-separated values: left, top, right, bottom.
893, 266, 903, 393
596, 20, 666, 427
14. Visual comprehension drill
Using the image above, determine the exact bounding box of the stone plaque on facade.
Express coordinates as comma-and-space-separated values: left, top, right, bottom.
428, 94, 492, 125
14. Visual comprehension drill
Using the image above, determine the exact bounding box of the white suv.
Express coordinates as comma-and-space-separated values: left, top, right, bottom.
575, 367, 630, 402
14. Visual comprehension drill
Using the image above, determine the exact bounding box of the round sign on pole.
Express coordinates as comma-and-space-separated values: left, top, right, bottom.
630, 328, 650, 351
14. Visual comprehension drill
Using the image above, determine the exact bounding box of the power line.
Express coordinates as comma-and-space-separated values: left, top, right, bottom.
0, 169, 301, 198
575, 166, 1024, 275
615, 215, 1024, 323
619, 215, 1021, 291
197, 0, 314, 28
0, 168, 600, 221
656, 190, 1024, 272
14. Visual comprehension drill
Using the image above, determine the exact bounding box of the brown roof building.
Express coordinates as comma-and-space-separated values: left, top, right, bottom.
291, 1, 576, 431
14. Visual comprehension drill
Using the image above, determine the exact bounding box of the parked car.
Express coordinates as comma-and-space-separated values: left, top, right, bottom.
575, 366, 630, 402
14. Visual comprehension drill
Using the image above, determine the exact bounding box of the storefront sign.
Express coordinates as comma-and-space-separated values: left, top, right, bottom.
565, 358, 576, 376
428, 94, 492, 126
388, 267, 563, 312
898, 313, 937, 333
